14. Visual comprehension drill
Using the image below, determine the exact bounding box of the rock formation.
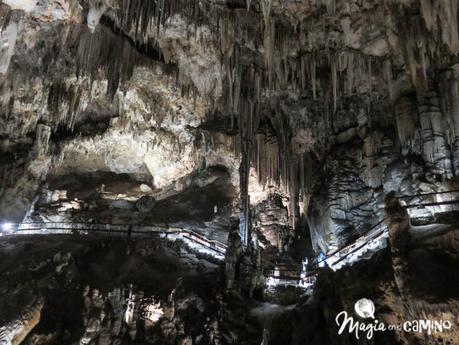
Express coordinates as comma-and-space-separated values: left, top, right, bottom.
1, 0, 459, 344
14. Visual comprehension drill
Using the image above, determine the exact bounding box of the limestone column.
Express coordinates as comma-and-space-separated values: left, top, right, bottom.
417, 91, 453, 179
239, 135, 251, 247
441, 69, 459, 175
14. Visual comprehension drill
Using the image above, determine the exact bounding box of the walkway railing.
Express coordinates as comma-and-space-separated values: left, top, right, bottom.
268, 189, 459, 289
3, 221, 228, 256
2, 190, 458, 290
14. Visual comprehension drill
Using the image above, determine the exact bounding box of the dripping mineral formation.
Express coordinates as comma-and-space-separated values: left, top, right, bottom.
1, 1, 459, 344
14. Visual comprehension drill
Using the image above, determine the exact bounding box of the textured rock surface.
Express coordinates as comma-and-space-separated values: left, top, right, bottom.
0, 298, 44, 345
269, 219, 459, 345
2, 0, 459, 250
0, 235, 249, 345
2, 2, 459, 344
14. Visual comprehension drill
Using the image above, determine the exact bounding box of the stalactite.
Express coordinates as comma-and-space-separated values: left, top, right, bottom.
395, 8, 433, 92
420, 0, 435, 32
420, 0, 459, 53
331, 55, 337, 113
319, 0, 335, 15
233, 66, 241, 114
286, 157, 300, 231
346, 52, 353, 96
300, 153, 313, 215
253, 124, 281, 187
261, 0, 274, 89
441, 0, 459, 53
87, 0, 106, 33
395, 97, 418, 151
300, 56, 305, 91
76, 26, 141, 100
238, 98, 257, 246
310, 56, 317, 100
384, 59, 393, 101
367, 56, 372, 113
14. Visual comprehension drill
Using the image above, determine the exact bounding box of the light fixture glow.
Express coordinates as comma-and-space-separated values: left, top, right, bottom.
2, 222, 13, 232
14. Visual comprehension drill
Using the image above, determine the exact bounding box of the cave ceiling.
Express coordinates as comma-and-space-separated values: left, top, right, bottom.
1, 0, 459, 248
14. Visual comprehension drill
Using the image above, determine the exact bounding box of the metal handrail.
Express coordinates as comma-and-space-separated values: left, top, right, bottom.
398, 189, 459, 199
309, 193, 459, 269
7, 222, 227, 255
16, 221, 228, 248
403, 199, 459, 209
309, 218, 387, 269
6, 190, 458, 281
328, 226, 387, 269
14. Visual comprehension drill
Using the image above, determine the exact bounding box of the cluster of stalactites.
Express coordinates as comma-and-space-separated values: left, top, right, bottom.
115, 0, 215, 43
251, 131, 315, 229
43, 24, 199, 134
223, 19, 393, 121
110, 0, 396, 117
393, 0, 459, 93
47, 80, 84, 131
253, 131, 280, 188
101, 0, 423, 225
238, 97, 260, 246
419, 0, 459, 54
76, 26, 139, 99
327, 51, 391, 113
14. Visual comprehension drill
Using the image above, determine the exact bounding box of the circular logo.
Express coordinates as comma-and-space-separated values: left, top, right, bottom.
354, 298, 375, 319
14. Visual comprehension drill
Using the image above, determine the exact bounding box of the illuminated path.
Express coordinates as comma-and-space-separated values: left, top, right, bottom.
0, 219, 401, 291
2, 189, 457, 290
2, 221, 227, 260
2, 220, 389, 291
